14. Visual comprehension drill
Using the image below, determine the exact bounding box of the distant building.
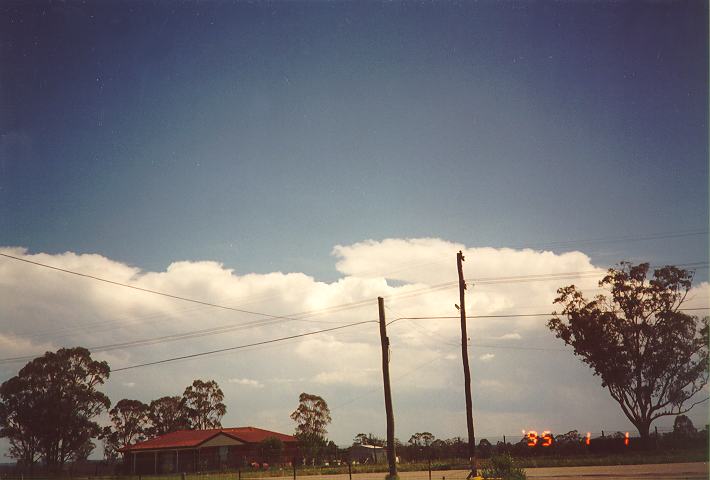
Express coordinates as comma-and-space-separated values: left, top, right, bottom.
348, 444, 387, 464
120, 427, 298, 474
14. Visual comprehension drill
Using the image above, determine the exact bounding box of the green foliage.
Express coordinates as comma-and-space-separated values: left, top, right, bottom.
672, 415, 697, 437
548, 262, 709, 438
290, 392, 331, 463
183, 379, 227, 430
259, 436, 284, 463
408, 432, 435, 447
477, 439, 492, 459
102, 399, 150, 462
0, 347, 110, 470
481, 453, 527, 480
148, 395, 191, 436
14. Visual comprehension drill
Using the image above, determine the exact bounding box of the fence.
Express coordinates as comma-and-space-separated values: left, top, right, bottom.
0, 467, 477, 480
1, 428, 705, 480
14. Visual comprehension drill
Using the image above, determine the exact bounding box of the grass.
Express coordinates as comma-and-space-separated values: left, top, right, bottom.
2, 449, 706, 480
157, 448, 707, 474
510, 449, 707, 469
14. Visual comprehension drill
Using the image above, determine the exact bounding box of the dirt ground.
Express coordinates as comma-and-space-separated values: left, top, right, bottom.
268, 462, 708, 480
523, 461, 708, 479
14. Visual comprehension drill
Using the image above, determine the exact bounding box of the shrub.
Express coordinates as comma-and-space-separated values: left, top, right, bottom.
481, 453, 527, 480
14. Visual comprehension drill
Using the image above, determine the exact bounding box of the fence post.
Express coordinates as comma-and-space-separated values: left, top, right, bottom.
428, 457, 431, 480
238, 468, 241, 480
601, 431, 604, 438
292, 458, 296, 480
503, 435, 506, 445
182, 473, 186, 480
347, 462, 352, 480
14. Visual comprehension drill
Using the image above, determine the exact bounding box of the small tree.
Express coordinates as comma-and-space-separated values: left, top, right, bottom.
259, 436, 284, 464
672, 415, 697, 437
481, 453, 526, 480
548, 262, 709, 439
182, 379, 227, 429
290, 393, 331, 463
477, 439, 492, 459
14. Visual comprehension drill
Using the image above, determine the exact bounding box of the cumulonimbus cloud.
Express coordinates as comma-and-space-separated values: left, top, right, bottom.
1, 240, 706, 447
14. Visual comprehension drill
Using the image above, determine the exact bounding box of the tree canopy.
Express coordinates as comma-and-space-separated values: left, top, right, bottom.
0, 347, 110, 470
290, 392, 331, 462
182, 379, 227, 430
148, 395, 191, 436
101, 399, 150, 461
548, 262, 709, 438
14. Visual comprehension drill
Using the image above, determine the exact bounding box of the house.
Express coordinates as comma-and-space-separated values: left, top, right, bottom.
348, 444, 387, 464
120, 427, 298, 474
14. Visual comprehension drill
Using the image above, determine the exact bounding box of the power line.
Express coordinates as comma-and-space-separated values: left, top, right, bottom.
0, 317, 289, 365
110, 319, 377, 372
3, 252, 705, 315
2, 252, 707, 364
0, 252, 462, 329
385, 307, 710, 326
0, 252, 311, 322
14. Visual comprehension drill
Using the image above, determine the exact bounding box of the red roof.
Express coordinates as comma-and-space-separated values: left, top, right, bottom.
121, 427, 297, 452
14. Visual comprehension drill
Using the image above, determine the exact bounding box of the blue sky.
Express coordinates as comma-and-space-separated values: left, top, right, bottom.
0, 0, 708, 456
2, 1, 707, 280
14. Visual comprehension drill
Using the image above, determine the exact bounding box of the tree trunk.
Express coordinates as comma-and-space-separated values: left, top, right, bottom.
634, 419, 652, 449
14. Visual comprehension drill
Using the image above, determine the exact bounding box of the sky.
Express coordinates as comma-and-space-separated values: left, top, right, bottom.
0, 0, 708, 461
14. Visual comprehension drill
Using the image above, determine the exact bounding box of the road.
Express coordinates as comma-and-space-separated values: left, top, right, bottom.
270, 463, 708, 480
524, 462, 708, 479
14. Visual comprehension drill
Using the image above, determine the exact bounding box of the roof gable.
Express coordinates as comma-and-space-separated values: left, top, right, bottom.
199, 432, 245, 448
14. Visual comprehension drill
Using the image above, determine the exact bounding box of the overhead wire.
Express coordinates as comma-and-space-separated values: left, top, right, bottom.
110, 319, 377, 372
1, 253, 707, 365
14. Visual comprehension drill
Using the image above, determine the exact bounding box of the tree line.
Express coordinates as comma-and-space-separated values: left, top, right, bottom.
102, 378, 227, 461
0, 347, 227, 471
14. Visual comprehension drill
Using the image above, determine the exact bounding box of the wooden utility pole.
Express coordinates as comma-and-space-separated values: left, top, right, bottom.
457, 251, 476, 478
378, 296, 398, 479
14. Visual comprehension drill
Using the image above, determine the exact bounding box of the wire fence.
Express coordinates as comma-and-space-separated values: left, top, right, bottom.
0, 472, 478, 480
0, 428, 703, 480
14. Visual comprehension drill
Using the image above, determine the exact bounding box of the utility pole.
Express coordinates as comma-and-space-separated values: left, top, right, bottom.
457, 251, 476, 478
378, 297, 398, 479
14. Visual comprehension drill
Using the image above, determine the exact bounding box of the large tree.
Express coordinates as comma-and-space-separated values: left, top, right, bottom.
182, 379, 226, 429
548, 262, 708, 439
0, 347, 110, 470
148, 395, 191, 436
290, 392, 331, 463
102, 399, 150, 462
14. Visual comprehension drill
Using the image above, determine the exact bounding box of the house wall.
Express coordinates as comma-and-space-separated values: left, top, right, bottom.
127, 443, 299, 474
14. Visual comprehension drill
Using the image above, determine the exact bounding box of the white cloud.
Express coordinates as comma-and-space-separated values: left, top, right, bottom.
497, 333, 521, 341
228, 378, 264, 388
2, 241, 705, 449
